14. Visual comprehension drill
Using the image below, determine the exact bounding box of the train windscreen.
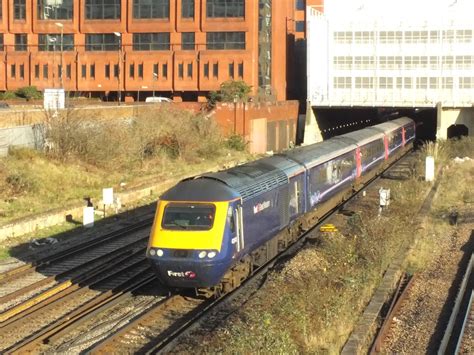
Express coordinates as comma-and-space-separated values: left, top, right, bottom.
162, 203, 216, 230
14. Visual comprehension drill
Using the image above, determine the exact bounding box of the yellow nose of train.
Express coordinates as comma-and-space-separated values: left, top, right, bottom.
147, 178, 241, 288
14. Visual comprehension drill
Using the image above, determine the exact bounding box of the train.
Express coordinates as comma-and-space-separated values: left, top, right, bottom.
146, 117, 416, 296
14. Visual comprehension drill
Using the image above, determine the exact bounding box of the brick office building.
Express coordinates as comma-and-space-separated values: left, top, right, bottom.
0, 0, 323, 102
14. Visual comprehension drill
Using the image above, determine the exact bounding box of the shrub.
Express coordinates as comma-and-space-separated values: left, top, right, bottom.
209, 80, 252, 105
43, 106, 225, 169
15, 86, 43, 101
225, 134, 247, 151
0, 91, 17, 100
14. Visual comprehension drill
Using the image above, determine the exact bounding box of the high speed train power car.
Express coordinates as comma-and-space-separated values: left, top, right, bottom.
147, 118, 415, 296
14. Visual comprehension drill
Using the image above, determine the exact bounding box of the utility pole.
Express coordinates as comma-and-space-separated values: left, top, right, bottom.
114, 32, 122, 105
55, 23, 64, 89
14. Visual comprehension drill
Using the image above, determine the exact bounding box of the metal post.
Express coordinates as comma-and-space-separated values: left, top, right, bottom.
153, 72, 158, 97
114, 32, 122, 105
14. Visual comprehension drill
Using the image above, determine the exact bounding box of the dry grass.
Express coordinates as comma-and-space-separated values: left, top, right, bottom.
189, 138, 474, 354
0, 106, 249, 224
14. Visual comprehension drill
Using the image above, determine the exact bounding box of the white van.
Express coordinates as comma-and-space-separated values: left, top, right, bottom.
145, 96, 172, 103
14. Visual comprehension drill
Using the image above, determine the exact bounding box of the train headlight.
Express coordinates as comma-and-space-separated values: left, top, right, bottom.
207, 251, 217, 259
157, 249, 164, 257
149, 249, 156, 256
198, 251, 207, 259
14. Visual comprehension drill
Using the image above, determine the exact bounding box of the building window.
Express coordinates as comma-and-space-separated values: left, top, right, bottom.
19, 64, 24, 79
11, 65, 16, 78
153, 63, 159, 78
296, 0, 305, 10
213, 63, 218, 78
85, 0, 120, 20
39, 34, 75, 51
182, 32, 195, 50
90, 64, 95, 79
86, 34, 119, 51
133, 33, 170, 51
162, 63, 168, 78
105, 64, 111, 78
182, 0, 194, 18
296, 21, 305, 33
178, 63, 184, 78
133, 0, 169, 19
203, 63, 209, 78
66, 64, 71, 79
0, 34, 4, 51
81, 64, 87, 78
228, 62, 234, 78
187, 63, 192, 78
35, 64, 40, 79
15, 34, 28, 51
207, 0, 244, 18
129, 64, 135, 78
238, 62, 243, 78
207, 32, 245, 50
58, 64, 62, 79
138, 63, 143, 78
114, 64, 119, 78
38, 0, 73, 20
43, 64, 49, 79
14, 0, 26, 20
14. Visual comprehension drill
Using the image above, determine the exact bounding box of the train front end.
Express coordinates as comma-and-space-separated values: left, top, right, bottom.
146, 178, 240, 289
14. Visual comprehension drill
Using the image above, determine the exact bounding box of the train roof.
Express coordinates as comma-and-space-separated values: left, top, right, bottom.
334, 128, 384, 147
161, 178, 240, 202
261, 155, 305, 177
200, 158, 288, 201
283, 139, 357, 169
371, 116, 414, 134
390, 117, 414, 126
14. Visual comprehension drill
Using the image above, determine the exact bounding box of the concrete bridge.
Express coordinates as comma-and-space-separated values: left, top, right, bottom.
304, 1, 474, 143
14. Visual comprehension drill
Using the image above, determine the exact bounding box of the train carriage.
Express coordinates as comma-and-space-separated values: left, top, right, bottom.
147, 117, 416, 295
284, 140, 357, 208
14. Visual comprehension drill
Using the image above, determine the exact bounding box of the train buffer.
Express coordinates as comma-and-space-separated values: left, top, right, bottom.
320, 224, 338, 233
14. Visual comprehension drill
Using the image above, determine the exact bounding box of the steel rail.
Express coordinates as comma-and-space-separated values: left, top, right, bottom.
7, 274, 157, 354
3, 258, 152, 353
0, 217, 153, 284
438, 253, 474, 354
0, 248, 147, 328
0, 236, 148, 306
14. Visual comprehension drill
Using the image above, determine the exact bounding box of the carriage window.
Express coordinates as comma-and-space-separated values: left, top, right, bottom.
162, 203, 215, 230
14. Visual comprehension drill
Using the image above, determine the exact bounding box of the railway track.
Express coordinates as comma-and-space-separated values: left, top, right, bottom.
0, 218, 152, 314
2, 250, 152, 352
439, 253, 474, 354
1, 151, 416, 353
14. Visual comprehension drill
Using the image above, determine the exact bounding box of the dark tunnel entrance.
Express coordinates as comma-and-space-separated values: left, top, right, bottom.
300, 107, 437, 144
447, 124, 469, 139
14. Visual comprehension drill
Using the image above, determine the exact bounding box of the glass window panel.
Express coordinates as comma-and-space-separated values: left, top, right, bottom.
38, 0, 73, 20
182, 0, 194, 18
86, 0, 121, 20
14, 0, 26, 20
133, 0, 169, 19
182, 32, 195, 50
207, 0, 244, 18
38, 34, 75, 51
203, 63, 209, 78
206, 32, 245, 50
133, 33, 170, 51
86, 34, 120, 51
15, 34, 27, 51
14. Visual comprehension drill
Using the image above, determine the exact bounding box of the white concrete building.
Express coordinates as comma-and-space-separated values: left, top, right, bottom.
305, 0, 474, 141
